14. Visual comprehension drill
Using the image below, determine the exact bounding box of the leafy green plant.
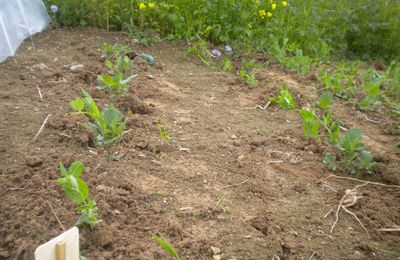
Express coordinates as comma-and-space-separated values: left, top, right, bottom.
70, 90, 128, 146
269, 89, 296, 110
101, 43, 131, 59
153, 234, 180, 260
87, 106, 127, 146
318, 62, 359, 100
324, 129, 374, 175
300, 92, 373, 175
270, 37, 313, 75
239, 59, 259, 86
98, 53, 138, 97
57, 161, 101, 227
359, 68, 383, 111
300, 108, 320, 139
157, 122, 170, 142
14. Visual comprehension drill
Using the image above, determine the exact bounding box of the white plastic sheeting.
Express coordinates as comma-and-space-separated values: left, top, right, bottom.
0, 0, 50, 62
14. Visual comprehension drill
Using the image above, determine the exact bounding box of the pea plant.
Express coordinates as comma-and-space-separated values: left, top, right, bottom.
57, 161, 101, 227
70, 90, 128, 147
98, 54, 138, 97
269, 88, 297, 110
299, 91, 374, 175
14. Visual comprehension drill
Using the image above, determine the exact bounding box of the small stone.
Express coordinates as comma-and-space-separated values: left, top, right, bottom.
53, 57, 59, 63
70, 64, 84, 71
210, 246, 221, 255
289, 158, 298, 164
146, 74, 155, 79
213, 255, 221, 260
31, 63, 48, 70
230, 134, 237, 139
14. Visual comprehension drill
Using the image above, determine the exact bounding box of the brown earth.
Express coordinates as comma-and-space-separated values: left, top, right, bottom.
0, 28, 399, 259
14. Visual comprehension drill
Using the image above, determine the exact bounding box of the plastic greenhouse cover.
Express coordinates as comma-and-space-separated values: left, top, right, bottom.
0, 0, 50, 63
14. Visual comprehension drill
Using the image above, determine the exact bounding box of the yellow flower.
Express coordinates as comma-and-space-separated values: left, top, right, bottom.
258, 9, 266, 18
148, 2, 155, 8
272, 3, 277, 10
282, 1, 287, 7
139, 3, 146, 10
267, 12, 272, 17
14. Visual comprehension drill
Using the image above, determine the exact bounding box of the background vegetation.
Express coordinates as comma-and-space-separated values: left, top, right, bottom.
45, 0, 400, 61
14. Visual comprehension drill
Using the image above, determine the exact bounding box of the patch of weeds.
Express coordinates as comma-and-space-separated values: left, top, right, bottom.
239, 59, 259, 86
153, 234, 180, 260
57, 161, 101, 227
186, 40, 216, 68
270, 37, 313, 75
318, 61, 360, 100
269, 86, 296, 110
157, 122, 170, 142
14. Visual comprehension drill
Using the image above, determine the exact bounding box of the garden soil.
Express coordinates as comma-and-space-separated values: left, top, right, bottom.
0, 28, 399, 259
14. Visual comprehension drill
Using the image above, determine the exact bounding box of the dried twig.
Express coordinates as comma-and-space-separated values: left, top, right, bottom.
330, 183, 370, 237
256, 101, 271, 110
378, 228, 400, 232
36, 85, 43, 101
267, 160, 284, 164
364, 115, 381, 124
325, 174, 400, 189
47, 201, 65, 231
34, 114, 51, 141
342, 206, 370, 237
207, 195, 225, 219
222, 178, 249, 189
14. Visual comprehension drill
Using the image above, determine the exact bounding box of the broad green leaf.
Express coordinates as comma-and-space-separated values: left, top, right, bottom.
340, 128, 364, 153
69, 161, 84, 177
317, 91, 334, 109
70, 98, 85, 112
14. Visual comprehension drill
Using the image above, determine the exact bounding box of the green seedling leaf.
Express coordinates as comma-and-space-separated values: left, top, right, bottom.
153, 235, 180, 260
270, 89, 296, 110
339, 128, 364, 154
69, 161, 84, 177
323, 153, 337, 170
70, 98, 85, 112
300, 109, 320, 139
317, 91, 334, 109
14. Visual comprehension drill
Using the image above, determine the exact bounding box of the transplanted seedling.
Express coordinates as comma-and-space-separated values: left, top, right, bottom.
70, 90, 128, 147
269, 89, 296, 110
57, 161, 101, 227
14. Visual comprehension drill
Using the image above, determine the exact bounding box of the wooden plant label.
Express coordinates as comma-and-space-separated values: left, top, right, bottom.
34, 227, 79, 260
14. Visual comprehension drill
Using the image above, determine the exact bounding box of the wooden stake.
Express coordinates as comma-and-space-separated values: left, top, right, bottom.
55, 241, 66, 260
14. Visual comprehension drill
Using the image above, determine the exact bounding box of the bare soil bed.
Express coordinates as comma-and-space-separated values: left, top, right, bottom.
0, 28, 399, 259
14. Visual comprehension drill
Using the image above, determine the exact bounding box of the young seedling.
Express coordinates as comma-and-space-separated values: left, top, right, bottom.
70, 90, 128, 147
98, 55, 138, 97
157, 122, 170, 142
153, 234, 180, 260
57, 161, 101, 227
269, 89, 296, 110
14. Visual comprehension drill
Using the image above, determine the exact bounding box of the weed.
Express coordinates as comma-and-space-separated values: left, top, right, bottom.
57, 161, 101, 227
153, 234, 180, 260
157, 122, 170, 142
